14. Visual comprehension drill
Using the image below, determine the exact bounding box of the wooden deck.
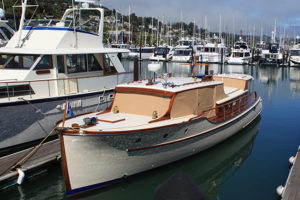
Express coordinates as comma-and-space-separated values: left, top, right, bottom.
282, 147, 300, 200
0, 139, 61, 189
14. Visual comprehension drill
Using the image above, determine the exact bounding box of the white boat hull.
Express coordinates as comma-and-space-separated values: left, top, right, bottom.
227, 57, 251, 65
0, 91, 114, 150
61, 98, 262, 196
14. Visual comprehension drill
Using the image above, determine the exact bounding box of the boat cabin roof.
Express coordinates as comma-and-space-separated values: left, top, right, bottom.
116, 74, 253, 94
0, 47, 129, 55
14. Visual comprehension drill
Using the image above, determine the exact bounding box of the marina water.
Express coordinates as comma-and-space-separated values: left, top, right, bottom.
1, 61, 300, 200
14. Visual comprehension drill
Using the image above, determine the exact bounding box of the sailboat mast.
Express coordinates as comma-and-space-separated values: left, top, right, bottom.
180, 11, 183, 39
115, 10, 118, 43
219, 14, 221, 38
151, 17, 153, 46
128, 5, 131, 44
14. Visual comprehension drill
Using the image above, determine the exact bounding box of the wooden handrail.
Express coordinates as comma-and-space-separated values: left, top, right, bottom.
189, 92, 257, 123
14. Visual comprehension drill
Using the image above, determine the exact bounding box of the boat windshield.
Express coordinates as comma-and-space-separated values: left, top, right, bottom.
179, 41, 194, 46
291, 50, 300, 56
156, 48, 168, 55
0, 55, 38, 69
174, 50, 192, 56
233, 52, 244, 58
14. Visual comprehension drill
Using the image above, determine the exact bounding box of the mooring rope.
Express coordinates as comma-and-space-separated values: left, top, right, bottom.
0, 127, 57, 176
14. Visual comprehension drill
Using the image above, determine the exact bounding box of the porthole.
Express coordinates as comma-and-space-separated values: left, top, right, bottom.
135, 138, 141, 143
99, 96, 105, 103
163, 133, 168, 138
184, 128, 189, 134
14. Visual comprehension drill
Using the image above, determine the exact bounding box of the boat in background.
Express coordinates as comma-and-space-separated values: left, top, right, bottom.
288, 44, 300, 67
128, 46, 155, 60
0, 1, 133, 151
149, 45, 174, 61
259, 43, 283, 66
198, 35, 227, 64
109, 43, 130, 59
171, 47, 194, 62
56, 64, 262, 196
227, 38, 252, 65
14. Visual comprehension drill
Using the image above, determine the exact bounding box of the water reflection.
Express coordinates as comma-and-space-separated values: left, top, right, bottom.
83, 118, 261, 200
289, 67, 300, 93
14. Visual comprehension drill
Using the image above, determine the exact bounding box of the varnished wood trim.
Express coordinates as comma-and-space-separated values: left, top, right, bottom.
60, 134, 72, 191
98, 118, 125, 123
35, 69, 51, 75
115, 87, 175, 97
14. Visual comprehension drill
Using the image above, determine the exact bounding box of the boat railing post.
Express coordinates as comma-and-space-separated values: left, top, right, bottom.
63, 79, 66, 95
47, 80, 50, 97
29, 81, 32, 99
76, 77, 79, 94
6, 82, 10, 101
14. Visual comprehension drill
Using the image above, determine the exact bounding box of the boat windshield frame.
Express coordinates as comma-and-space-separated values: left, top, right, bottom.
291, 50, 300, 56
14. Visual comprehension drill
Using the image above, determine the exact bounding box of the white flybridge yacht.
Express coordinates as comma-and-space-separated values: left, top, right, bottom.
149, 45, 174, 61
227, 38, 252, 65
171, 38, 198, 62
198, 36, 227, 63
0, 0, 133, 151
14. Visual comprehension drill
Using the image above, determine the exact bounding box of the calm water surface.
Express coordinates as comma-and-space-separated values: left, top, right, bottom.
1, 61, 300, 200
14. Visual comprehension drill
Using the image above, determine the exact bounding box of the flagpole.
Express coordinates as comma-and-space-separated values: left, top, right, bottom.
62, 99, 68, 127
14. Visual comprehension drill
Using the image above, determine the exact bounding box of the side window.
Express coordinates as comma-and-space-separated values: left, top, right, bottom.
34, 55, 53, 70
66, 54, 87, 74
87, 54, 102, 72
104, 54, 117, 74
57, 55, 65, 73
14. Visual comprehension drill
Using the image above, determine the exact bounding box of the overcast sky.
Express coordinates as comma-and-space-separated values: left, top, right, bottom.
102, 0, 300, 36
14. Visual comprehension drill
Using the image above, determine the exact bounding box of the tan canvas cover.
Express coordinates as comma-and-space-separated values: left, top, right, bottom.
215, 84, 228, 101
112, 92, 171, 117
170, 90, 198, 118
171, 86, 216, 118
213, 76, 247, 90
196, 86, 215, 115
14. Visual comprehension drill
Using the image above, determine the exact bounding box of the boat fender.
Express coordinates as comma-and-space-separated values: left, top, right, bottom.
289, 156, 295, 165
17, 168, 25, 185
276, 185, 285, 196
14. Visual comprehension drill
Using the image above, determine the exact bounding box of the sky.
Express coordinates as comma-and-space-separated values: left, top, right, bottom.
102, 0, 300, 36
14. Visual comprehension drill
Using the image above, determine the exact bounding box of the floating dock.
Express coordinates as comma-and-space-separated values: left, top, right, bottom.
277, 146, 300, 200
0, 139, 61, 189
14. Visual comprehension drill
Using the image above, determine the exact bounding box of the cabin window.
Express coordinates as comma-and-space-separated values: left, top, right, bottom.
245, 52, 250, 57
66, 54, 87, 73
2, 55, 38, 69
104, 55, 117, 74
291, 50, 300, 56
57, 55, 65, 73
0, 84, 35, 98
34, 55, 53, 70
233, 53, 243, 58
87, 54, 102, 71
